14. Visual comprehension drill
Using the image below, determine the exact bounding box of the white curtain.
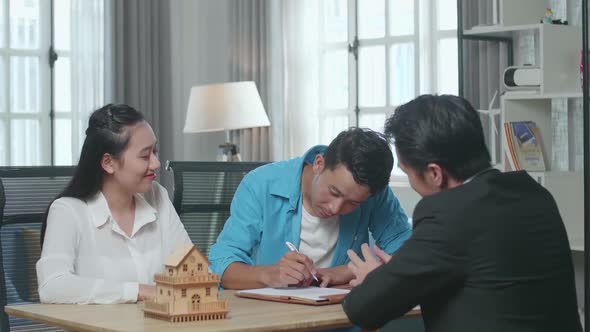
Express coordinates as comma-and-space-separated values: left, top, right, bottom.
230, 0, 320, 161
70, 0, 105, 161
279, 0, 320, 159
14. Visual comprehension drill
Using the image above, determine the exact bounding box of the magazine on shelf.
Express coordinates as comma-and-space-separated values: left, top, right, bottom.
503, 121, 546, 172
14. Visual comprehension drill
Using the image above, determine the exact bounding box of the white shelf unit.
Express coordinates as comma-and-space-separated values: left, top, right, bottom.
523, 170, 584, 251
495, 24, 583, 250
501, 95, 583, 251
466, 24, 582, 95
544, 171, 584, 251
497, 0, 549, 27
461, 2, 584, 250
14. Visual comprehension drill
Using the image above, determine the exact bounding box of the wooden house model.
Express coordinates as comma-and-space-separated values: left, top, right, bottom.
144, 243, 228, 322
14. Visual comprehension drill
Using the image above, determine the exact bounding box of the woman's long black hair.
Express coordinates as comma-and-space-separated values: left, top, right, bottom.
40, 104, 145, 245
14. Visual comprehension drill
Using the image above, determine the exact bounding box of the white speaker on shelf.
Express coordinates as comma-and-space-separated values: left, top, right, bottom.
503, 66, 541, 90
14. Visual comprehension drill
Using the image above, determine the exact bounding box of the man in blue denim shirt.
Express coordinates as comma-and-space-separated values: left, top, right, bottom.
209, 128, 411, 289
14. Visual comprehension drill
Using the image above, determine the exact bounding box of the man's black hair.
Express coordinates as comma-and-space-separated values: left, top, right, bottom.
385, 94, 491, 180
324, 127, 394, 195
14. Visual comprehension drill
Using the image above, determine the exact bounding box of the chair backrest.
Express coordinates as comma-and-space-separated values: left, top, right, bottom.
166, 161, 267, 256
0, 166, 74, 332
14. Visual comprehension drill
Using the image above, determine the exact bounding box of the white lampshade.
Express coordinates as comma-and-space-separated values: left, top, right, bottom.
183, 81, 270, 133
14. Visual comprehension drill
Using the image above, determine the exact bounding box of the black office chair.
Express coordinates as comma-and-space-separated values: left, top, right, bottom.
0, 166, 74, 332
166, 161, 267, 256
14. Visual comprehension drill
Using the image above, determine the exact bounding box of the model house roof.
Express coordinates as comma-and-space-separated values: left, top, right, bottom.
164, 243, 208, 267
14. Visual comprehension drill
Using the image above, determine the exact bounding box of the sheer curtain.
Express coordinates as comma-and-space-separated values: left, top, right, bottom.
229, 0, 320, 161
70, 0, 105, 161
279, 0, 320, 158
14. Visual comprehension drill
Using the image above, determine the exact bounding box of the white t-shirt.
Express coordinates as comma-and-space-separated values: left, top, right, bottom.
298, 205, 340, 268
36, 182, 192, 304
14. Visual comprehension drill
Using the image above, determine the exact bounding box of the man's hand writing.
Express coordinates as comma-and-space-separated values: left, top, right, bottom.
261, 251, 317, 287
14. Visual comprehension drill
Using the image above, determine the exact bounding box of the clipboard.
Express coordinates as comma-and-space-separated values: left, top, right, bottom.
235, 287, 350, 306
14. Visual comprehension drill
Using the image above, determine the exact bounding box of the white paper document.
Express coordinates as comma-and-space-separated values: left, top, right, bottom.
237, 287, 350, 301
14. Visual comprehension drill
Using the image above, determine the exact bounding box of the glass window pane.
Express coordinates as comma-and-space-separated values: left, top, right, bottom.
322, 50, 348, 109
437, 38, 458, 95
391, 145, 405, 177
359, 112, 386, 132
10, 56, 40, 113
54, 118, 72, 165
391, 158, 407, 177
437, 0, 457, 31
0, 121, 6, 165
11, 119, 41, 166
53, 0, 70, 51
389, 0, 414, 36
322, 0, 347, 43
0, 0, 5, 47
54, 56, 71, 111
358, 0, 385, 39
390, 43, 415, 106
320, 114, 349, 145
359, 46, 385, 107
0, 56, 5, 113
10, 0, 40, 49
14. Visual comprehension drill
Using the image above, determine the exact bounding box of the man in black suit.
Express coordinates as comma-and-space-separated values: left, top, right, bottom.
342, 95, 582, 332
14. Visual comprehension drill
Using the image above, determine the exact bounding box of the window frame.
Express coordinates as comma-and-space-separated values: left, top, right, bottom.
0, 0, 52, 166
1, 0, 92, 167
317, 0, 458, 184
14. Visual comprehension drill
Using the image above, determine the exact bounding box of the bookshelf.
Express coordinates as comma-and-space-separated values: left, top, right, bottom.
465, 24, 581, 95
458, 1, 584, 250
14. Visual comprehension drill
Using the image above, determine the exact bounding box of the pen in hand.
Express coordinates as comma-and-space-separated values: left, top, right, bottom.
285, 241, 320, 283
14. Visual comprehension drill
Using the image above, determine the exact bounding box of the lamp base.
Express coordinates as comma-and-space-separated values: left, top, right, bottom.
217, 142, 242, 162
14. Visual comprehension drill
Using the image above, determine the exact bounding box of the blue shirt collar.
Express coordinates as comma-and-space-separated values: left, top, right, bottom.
269, 145, 327, 209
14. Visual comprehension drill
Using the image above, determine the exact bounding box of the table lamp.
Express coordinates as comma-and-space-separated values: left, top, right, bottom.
183, 81, 271, 161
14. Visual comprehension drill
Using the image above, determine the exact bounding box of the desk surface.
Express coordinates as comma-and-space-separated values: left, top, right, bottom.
5, 290, 421, 332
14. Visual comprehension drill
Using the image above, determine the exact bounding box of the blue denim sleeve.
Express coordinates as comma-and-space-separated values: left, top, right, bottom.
369, 187, 412, 254
208, 174, 263, 277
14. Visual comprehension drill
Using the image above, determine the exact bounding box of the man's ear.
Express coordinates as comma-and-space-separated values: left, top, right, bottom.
313, 154, 325, 174
424, 163, 446, 189
101, 153, 116, 175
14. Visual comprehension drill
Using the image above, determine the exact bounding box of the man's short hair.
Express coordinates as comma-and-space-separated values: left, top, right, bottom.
385, 94, 491, 181
324, 127, 393, 195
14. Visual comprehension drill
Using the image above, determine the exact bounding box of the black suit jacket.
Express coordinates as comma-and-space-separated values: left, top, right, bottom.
343, 169, 582, 332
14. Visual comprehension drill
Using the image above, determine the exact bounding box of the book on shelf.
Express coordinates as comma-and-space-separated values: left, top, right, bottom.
503, 121, 546, 172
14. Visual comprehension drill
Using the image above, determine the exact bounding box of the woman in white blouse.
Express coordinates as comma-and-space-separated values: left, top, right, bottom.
37, 104, 192, 304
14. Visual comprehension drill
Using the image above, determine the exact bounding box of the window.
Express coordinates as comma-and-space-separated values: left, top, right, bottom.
183, 264, 188, 272
0, 0, 104, 166
0, 0, 51, 165
318, 0, 458, 178
181, 288, 187, 297
160, 289, 162, 295
52, 0, 73, 165
206, 287, 211, 296
198, 263, 202, 271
